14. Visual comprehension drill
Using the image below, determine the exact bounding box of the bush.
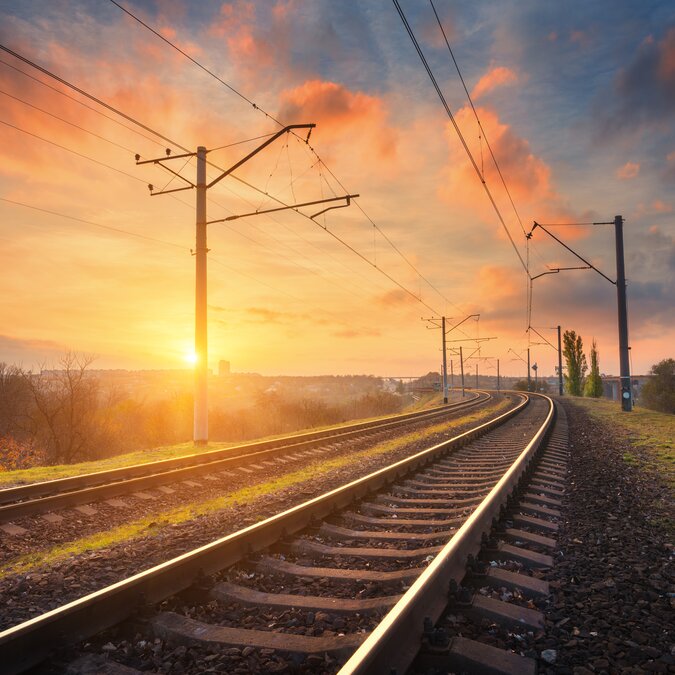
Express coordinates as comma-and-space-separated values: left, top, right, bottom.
640, 359, 675, 413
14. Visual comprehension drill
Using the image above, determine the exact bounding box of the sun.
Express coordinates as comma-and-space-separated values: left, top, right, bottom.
183, 351, 198, 365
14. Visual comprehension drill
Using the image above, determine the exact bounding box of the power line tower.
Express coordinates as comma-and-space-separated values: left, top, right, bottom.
528, 215, 632, 410
136, 124, 357, 444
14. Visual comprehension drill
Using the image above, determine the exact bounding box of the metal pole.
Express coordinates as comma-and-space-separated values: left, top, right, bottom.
527, 348, 531, 392
557, 325, 563, 396
459, 346, 465, 398
194, 146, 208, 444
442, 316, 448, 404
475, 363, 478, 388
615, 215, 632, 411
497, 359, 500, 392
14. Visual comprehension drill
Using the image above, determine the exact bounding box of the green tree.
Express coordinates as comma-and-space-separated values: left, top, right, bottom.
584, 339, 604, 398
640, 358, 675, 413
562, 330, 587, 396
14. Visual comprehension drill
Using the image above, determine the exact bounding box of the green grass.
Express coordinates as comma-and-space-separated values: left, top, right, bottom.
568, 397, 674, 484
0, 395, 450, 488
0, 397, 507, 579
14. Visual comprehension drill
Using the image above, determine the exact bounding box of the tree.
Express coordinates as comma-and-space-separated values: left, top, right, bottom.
640, 358, 675, 413
24, 352, 104, 464
562, 330, 587, 396
584, 339, 603, 398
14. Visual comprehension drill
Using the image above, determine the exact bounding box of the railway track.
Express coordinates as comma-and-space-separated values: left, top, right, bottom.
0, 392, 489, 526
0, 392, 559, 674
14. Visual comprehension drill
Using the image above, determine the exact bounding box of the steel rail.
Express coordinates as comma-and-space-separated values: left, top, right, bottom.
0, 393, 528, 674
0, 392, 488, 513
338, 393, 555, 675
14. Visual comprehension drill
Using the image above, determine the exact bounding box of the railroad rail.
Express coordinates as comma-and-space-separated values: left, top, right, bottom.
0, 391, 490, 524
0, 392, 556, 674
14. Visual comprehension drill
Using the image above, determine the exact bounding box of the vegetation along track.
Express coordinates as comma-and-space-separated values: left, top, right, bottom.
0, 392, 557, 674
0, 392, 490, 526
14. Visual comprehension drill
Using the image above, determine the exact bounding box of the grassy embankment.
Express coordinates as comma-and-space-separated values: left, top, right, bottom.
0, 393, 445, 487
0, 395, 507, 578
568, 397, 674, 486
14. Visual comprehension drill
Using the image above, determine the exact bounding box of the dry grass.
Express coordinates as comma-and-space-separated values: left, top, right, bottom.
0, 394, 449, 488
568, 397, 674, 485
0, 396, 506, 578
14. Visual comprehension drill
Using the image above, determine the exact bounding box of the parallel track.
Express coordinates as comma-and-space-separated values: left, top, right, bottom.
0, 391, 490, 524
0, 392, 555, 674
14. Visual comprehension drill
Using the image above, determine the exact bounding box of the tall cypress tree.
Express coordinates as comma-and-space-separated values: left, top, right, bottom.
562, 330, 587, 396
584, 339, 603, 397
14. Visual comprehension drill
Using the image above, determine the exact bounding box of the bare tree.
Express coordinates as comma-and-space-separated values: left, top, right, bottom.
25, 352, 102, 464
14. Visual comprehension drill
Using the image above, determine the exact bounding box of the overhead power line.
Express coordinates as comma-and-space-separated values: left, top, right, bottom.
0, 41, 451, 321
392, 0, 528, 276
107, 0, 463, 316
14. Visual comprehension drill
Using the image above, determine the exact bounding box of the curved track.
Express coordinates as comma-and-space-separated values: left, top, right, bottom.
0, 392, 556, 674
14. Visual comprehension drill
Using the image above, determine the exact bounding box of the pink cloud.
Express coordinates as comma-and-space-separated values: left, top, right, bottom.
278, 80, 398, 162
471, 66, 518, 100
616, 161, 640, 179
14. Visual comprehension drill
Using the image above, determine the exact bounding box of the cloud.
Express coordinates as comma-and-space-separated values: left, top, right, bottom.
438, 104, 579, 238
471, 66, 518, 100
277, 79, 398, 162
616, 161, 640, 179
374, 289, 420, 308
597, 25, 675, 137
332, 328, 380, 339
634, 200, 673, 217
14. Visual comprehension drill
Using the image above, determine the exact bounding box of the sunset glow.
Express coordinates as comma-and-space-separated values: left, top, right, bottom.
0, 1, 672, 378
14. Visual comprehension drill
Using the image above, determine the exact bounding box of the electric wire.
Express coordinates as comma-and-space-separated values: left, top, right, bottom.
1, 41, 446, 320
107, 0, 461, 316
0, 119, 147, 183
0, 88, 135, 154
0, 56, 164, 149
0, 197, 186, 250
392, 0, 529, 277
429, 0, 551, 275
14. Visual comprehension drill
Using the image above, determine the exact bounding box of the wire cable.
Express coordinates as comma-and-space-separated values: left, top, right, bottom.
0, 197, 186, 250
392, 0, 529, 276
107, 0, 462, 315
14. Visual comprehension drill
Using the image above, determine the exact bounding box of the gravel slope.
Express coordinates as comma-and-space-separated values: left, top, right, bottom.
539, 400, 673, 674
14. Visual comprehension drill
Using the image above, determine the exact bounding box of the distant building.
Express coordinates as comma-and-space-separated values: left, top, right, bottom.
602, 375, 651, 403
218, 360, 231, 377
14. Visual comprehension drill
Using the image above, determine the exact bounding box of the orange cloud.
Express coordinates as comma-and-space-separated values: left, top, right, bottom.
658, 27, 675, 83
471, 66, 518, 100
616, 161, 640, 179
439, 104, 578, 238
278, 80, 398, 162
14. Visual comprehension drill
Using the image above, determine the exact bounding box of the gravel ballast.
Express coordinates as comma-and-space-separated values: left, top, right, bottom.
538, 400, 673, 674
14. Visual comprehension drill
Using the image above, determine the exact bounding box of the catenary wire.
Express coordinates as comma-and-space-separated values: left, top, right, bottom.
392, 0, 529, 277
1, 41, 447, 320
107, 0, 463, 316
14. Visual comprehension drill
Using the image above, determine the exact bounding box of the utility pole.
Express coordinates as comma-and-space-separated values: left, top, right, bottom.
136, 123, 357, 444
441, 316, 448, 404
497, 359, 500, 392
528, 217, 632, 410
194, 147, 208, 443
459, 346, 465, 398
527, 348, 531, 392
615, 215, 632, 411
557, 325, 563, 396
475, 363, 478, 388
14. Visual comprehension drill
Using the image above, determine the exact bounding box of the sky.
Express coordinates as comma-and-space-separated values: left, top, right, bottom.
0, 0, 673, 379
